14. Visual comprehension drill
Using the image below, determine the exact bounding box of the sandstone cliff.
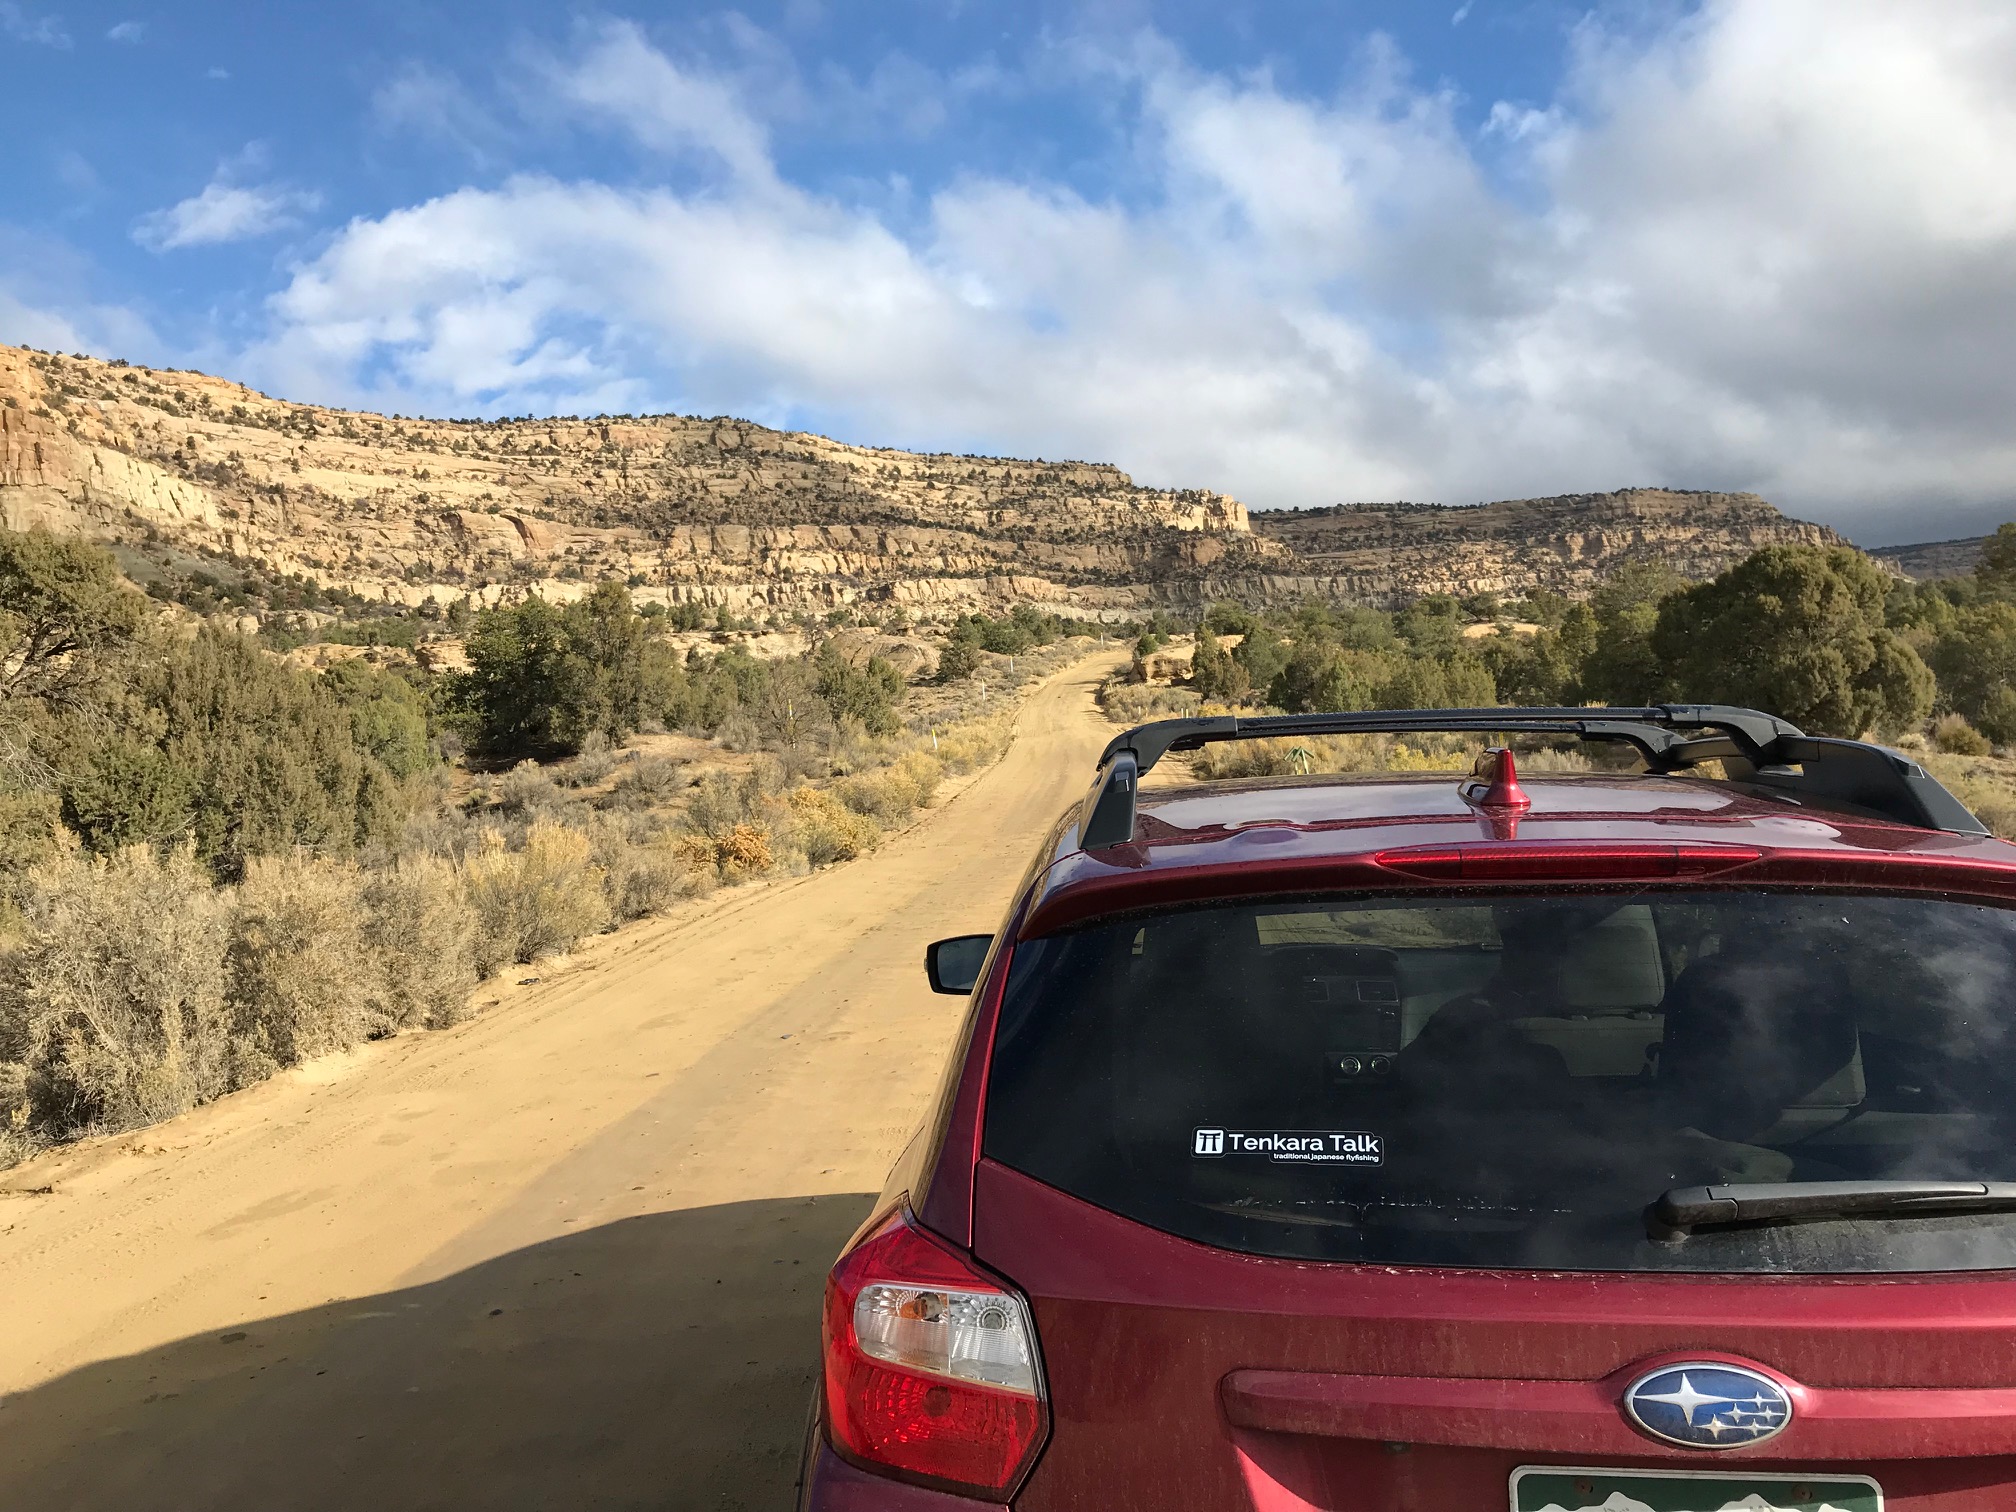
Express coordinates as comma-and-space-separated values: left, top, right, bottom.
0, 344, 1277, 619
1871, 535, 1988, 581
1236, 492, 1844, 606
0, 344, 1840, 617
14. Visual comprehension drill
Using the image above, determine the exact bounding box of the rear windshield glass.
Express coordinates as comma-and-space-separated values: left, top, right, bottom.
983, 890, 2016, 1273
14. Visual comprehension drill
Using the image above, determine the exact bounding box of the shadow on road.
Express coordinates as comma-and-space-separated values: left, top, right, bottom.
0, 1193, 875, 1512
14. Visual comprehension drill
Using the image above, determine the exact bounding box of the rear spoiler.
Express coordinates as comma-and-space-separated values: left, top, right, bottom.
1077, 705, 1989, 850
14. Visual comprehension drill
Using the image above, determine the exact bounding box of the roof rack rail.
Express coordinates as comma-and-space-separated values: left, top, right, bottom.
1076, 704, 1988, 850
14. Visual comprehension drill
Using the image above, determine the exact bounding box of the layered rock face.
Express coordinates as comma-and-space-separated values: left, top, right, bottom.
1235, 492, 1844, 606
1871, 535, 1987, 581
0, 345, 1839, 615
0, 345, 1278, 618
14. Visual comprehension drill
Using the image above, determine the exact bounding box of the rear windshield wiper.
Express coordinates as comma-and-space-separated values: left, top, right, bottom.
1650, 1181, 2016, 1240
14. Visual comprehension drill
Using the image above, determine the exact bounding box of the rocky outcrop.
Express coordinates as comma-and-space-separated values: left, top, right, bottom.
0, 345, 1843, 617
0, 345, 1286, 619
1240, 491, 1843, 606
1871, 535, 1989, 581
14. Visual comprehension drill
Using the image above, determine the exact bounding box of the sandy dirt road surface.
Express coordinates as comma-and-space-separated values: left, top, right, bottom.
0, 650, 1126, 1512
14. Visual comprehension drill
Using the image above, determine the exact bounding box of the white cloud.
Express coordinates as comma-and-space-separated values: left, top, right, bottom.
106, 19, 142, 43
0, 229, 163, 358
233, 2, 2016, 541
0, 3, 69, 47
371, 61, 509, 165
542, 19, 778, 186
134, 173, 321, 252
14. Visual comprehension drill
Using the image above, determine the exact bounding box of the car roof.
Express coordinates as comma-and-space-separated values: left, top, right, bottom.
1020, 768, 2016, 938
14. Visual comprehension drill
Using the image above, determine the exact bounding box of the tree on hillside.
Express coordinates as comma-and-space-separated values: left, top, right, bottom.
1395, 595, 1463, 658
0, 530, 149, 710
1232, 621, 1290, 693
1271, 643, 1374, 713
814, 646, 903, 735
458, 595, 583, 755
1371, 649, 1496, 710
936, 637, 980, 683
320, 660, 434, 779
564, 582, 651, 741
60, 626, 406, 875
1651, 545, 1934, 736
1978, 523, 2016, 593
1203, 600, 1256, 636
1479, 603, 1595, 706
1930, 601, 2016, 743
457, 584, 654, 756
1577, 562, 1684, 704
1191, 624, 1251, 703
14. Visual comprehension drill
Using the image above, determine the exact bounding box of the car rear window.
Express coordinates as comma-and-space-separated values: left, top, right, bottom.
983, 889, 2016, 1273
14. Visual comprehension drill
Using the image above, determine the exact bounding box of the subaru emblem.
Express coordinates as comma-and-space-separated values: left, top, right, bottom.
1622, 1362, 1793, 1449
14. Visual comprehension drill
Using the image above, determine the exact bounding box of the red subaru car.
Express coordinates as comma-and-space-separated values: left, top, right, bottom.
804, 704, 2016, 1512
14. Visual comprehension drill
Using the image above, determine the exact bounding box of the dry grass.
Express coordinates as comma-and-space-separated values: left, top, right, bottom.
933, 713, 1014, 774
602, 755, 688, 808
0, 844, 234, 1140
464, 820, 611, 973
363, 855, 479, 1028
492, 760, 563, 816
789, 786, 882, 864
0, 657, 1055, 1170
1933, 713, 1993, 756
837, 749, 944, 824
1100, 682, 1203, 724
1188, 731, 1514, 780
582, 815, 706, 922
226, 853, 374, 1077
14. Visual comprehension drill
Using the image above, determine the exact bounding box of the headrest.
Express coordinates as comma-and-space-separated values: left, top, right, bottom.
1557, 906, 1666, 1011
1658, 947, 1864, 1131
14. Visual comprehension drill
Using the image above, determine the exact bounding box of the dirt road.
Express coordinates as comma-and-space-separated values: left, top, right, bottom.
0, 651, 1125, 1512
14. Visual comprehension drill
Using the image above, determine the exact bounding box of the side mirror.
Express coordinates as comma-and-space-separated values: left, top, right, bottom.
926, 934, 992, 995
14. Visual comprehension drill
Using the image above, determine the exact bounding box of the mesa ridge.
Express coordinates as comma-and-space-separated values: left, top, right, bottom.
0, 343, 1840, 618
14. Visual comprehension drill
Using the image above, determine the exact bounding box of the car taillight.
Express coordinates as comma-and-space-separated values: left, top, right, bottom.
821, 1207, 1048, 1496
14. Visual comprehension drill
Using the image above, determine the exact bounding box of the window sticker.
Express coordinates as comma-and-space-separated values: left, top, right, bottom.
1192, 1128, 1383, 1165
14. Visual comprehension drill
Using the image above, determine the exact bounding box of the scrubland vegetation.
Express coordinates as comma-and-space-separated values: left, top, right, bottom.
1115, 536, 2016, 830
0, 527, 1084, 1167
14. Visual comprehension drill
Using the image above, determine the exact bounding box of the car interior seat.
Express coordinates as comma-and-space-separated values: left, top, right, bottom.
1656, 942, 1865, 1144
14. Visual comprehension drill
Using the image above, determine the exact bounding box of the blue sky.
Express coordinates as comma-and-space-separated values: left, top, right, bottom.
3, 1, 2014, 543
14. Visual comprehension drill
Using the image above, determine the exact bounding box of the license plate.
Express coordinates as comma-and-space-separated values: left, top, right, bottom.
1511, 1465, 1882, 1511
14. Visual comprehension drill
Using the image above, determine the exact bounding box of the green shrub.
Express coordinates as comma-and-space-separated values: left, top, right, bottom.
816, 648, 904, 735
1930, 603, 2016, 740
936, 638, 980, 682
321, 659, 435, 779
59, 625, 407, 877
0, 530, 150, 709
1653, 546, 1934, 736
